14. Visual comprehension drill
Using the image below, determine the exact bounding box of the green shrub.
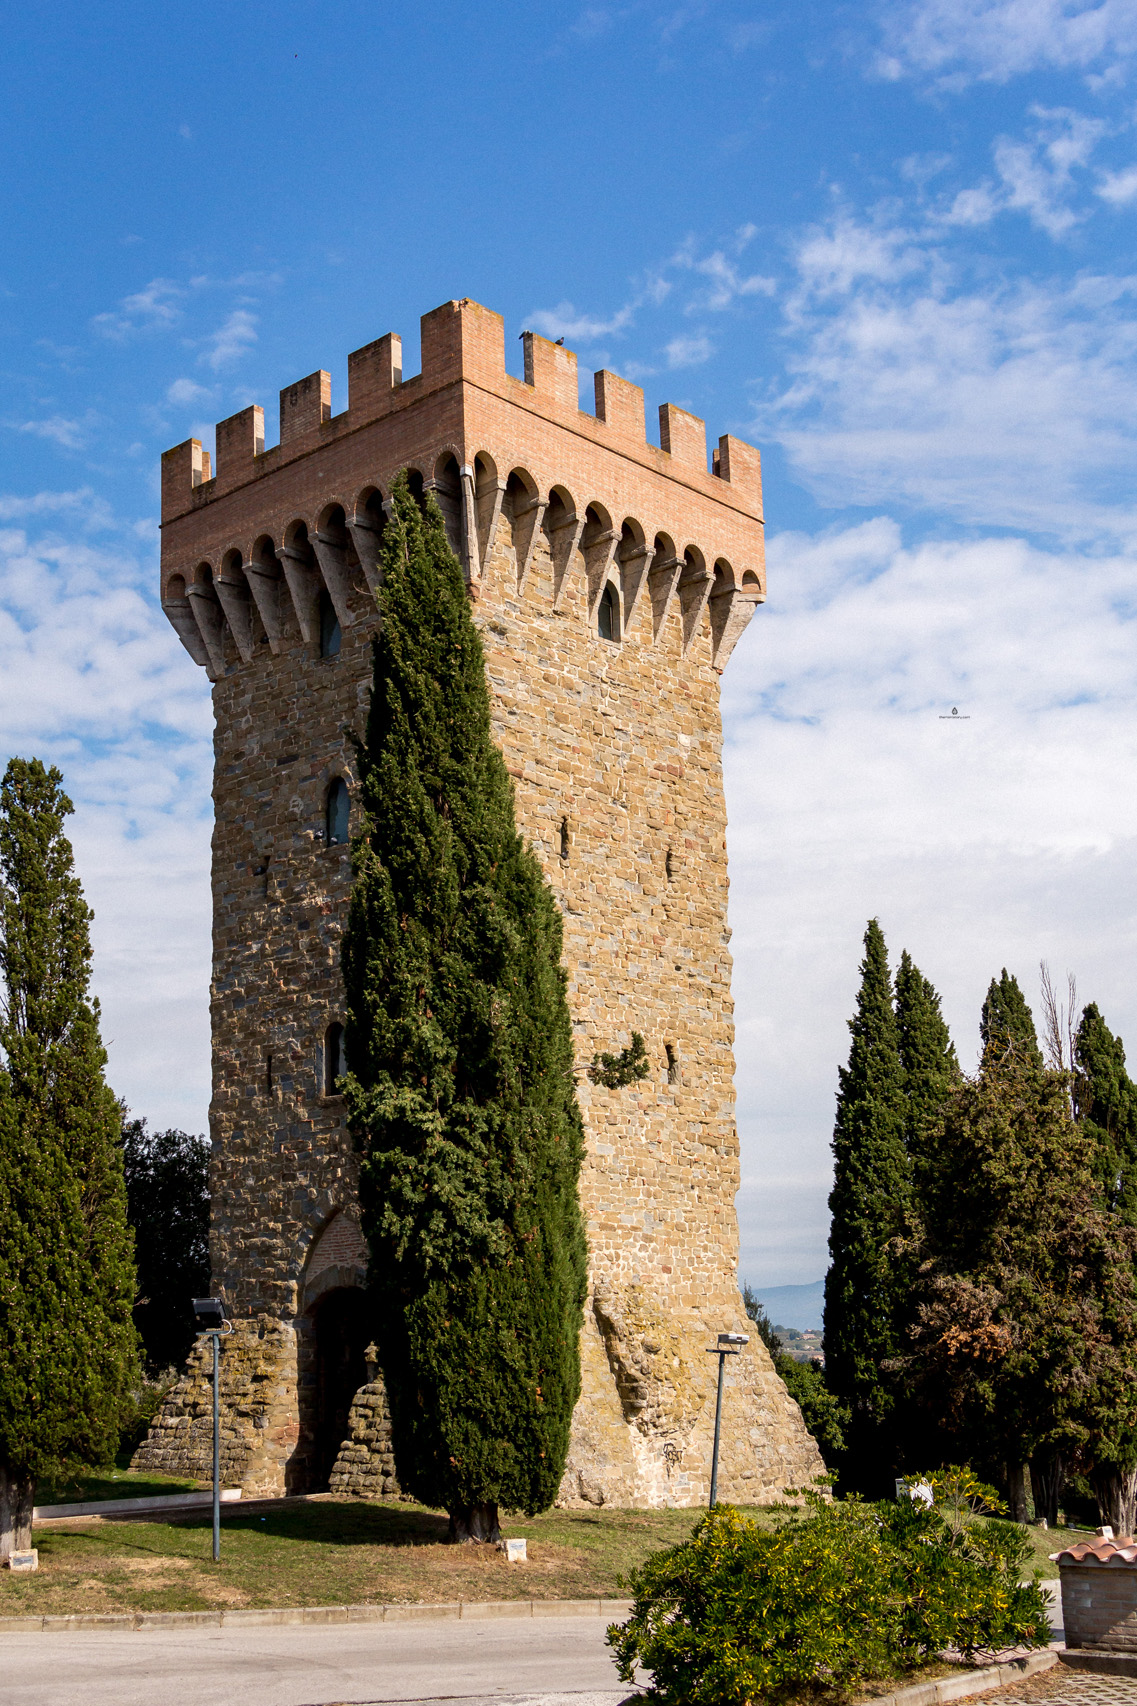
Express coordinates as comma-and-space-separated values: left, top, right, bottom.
607, 1491, 1051, 1705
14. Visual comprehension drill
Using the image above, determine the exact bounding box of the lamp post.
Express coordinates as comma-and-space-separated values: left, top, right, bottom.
705, 1332, 749, 1508
192, 1297, 233, 1562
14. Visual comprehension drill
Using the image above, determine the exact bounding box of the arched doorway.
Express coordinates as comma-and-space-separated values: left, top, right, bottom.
311, 1287, 370, 1490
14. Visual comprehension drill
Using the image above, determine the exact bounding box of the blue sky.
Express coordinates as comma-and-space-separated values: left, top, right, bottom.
5, 0, 1137, 1290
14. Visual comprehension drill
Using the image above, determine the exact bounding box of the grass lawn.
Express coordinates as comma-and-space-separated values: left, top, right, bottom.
2, 1496, 1069, 1621
5, 1500, 717, 1618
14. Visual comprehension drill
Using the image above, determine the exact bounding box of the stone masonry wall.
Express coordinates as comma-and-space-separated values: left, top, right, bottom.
135, 298, 824, 1505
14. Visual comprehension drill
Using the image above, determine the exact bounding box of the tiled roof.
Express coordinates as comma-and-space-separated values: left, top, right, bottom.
1051, 1528, 1137, 1565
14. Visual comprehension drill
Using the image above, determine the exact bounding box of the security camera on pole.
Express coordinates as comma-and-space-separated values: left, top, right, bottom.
705, 1332, 748, 1507
192, 1297, 233, 1561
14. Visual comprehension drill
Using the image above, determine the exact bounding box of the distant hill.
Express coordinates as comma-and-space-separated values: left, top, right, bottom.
746, 1278, 825, 1332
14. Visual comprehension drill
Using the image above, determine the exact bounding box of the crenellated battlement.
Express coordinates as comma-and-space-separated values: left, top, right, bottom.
160, 298, 765, 681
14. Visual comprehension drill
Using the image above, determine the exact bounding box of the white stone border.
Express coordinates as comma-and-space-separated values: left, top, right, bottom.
0, 1598, 634, 1633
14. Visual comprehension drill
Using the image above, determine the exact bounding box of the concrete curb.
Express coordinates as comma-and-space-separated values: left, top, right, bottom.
32, 1490, 243, 1521
858, 1650, 1058, 1706
0, 1597, 635, 1634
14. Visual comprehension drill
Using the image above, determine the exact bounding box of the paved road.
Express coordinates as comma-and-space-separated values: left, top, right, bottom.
0, 1613, 641, 1706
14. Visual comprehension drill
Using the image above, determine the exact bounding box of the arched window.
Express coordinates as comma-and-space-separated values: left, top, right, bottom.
326, 778, 350, 846
324, 1023, 346, 1095
598, 583, 620, 642
319, 590, 341, 657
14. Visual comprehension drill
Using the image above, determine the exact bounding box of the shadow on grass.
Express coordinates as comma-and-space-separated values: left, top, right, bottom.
173, 1502, 454, 1549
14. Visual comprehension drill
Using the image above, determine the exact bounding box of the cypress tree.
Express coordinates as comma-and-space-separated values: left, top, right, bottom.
342, 474, 587, 1543
1074, 1003, 1137, 1227
899, 1045, 1137, 1527
980, 970, 1043, 1068
0, 759, 139, 1557
895, 951, 959, 1161
823, 919, 909, 1493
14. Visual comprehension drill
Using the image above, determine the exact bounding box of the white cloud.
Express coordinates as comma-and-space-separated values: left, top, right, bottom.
989, 106, 1106, 235
665, 332, 714, 367
763, 212, 1137, 540
0, 514, 212, 1132
1097, 161, 1137, 201
92, 277, 184, 340
528, 299, 639, 342
876, 0, 1137, 85
725, 520, 1137, 1282
14, 412, 100, 451
166, 377, 215, 407
199, 309, 258, 371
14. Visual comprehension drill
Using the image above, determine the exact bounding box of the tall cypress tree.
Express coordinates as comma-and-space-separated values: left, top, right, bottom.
1074, 1003, 1137, 1228
980, 970, 1042, 1068
895, 951, 959, 1162
342, 474, 587, 1543
824, 919, 908, 1493
0, 759, 139, 1557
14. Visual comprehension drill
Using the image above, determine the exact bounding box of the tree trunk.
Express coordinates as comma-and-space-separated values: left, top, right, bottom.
0, 1465, 34, 1559
1092, 1466, 1137, 1537
1006, 1461, 1033, 1524
1030, 1455, 1063, 1527
448, 1502, 501, 1544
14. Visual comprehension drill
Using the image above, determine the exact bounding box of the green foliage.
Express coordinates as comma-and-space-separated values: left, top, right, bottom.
608, 1492, 1051, 1705
121, 1116, 210, 1372
588, 1030, 650, 1089
777, 1356, 849, 1466
742, 1285, 848, 1467
824, 920, 910, 1491
0, 758, 140, 1485
980, 969, 1043, 1068
741, 1283, 781, 1355
1074, 1002, 1137, 1227
342, 474, 587, 1527
898, 1044, 1137, 1480
895, 950, 960, 1159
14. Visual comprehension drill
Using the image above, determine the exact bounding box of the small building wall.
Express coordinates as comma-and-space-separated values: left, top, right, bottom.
1061, 1563, 1137, 1652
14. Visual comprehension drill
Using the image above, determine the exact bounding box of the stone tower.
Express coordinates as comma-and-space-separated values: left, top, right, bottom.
134, 297, 823, 1505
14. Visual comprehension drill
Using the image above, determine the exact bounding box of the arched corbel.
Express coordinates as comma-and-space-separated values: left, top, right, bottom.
162, 578, 211, 670
312, 521, 357, 631
347, 511, 384, 597
276, 540, 321, 643
617, 534, 652, 636
678, 552, 713, 656
459, 463, 482, 587
547, 497, 585, 612
214, 555, 256, 664
511, 488, 546, 592
474, 458, 506, 579
244, 550, 287, 654
582, 512, 619, 617
186, 573, 227, 678
648, 543, 683, 642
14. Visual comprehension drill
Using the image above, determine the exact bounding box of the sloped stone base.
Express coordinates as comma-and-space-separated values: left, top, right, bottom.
134, 1287, 822, 1508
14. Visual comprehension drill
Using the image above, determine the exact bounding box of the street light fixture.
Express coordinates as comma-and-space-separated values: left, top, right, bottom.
705, 1332, 749, 1508
193, 1297, 233, 1562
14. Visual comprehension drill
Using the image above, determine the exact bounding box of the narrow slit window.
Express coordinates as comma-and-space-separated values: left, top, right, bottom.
598, 583, 620, 643
326, 778, 350, 846
324, 1023, 346, 1095
666, 1043, 681, 1086
665, 847, 675, 881
319, 590, 341, 657
559, 817, 570, 862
